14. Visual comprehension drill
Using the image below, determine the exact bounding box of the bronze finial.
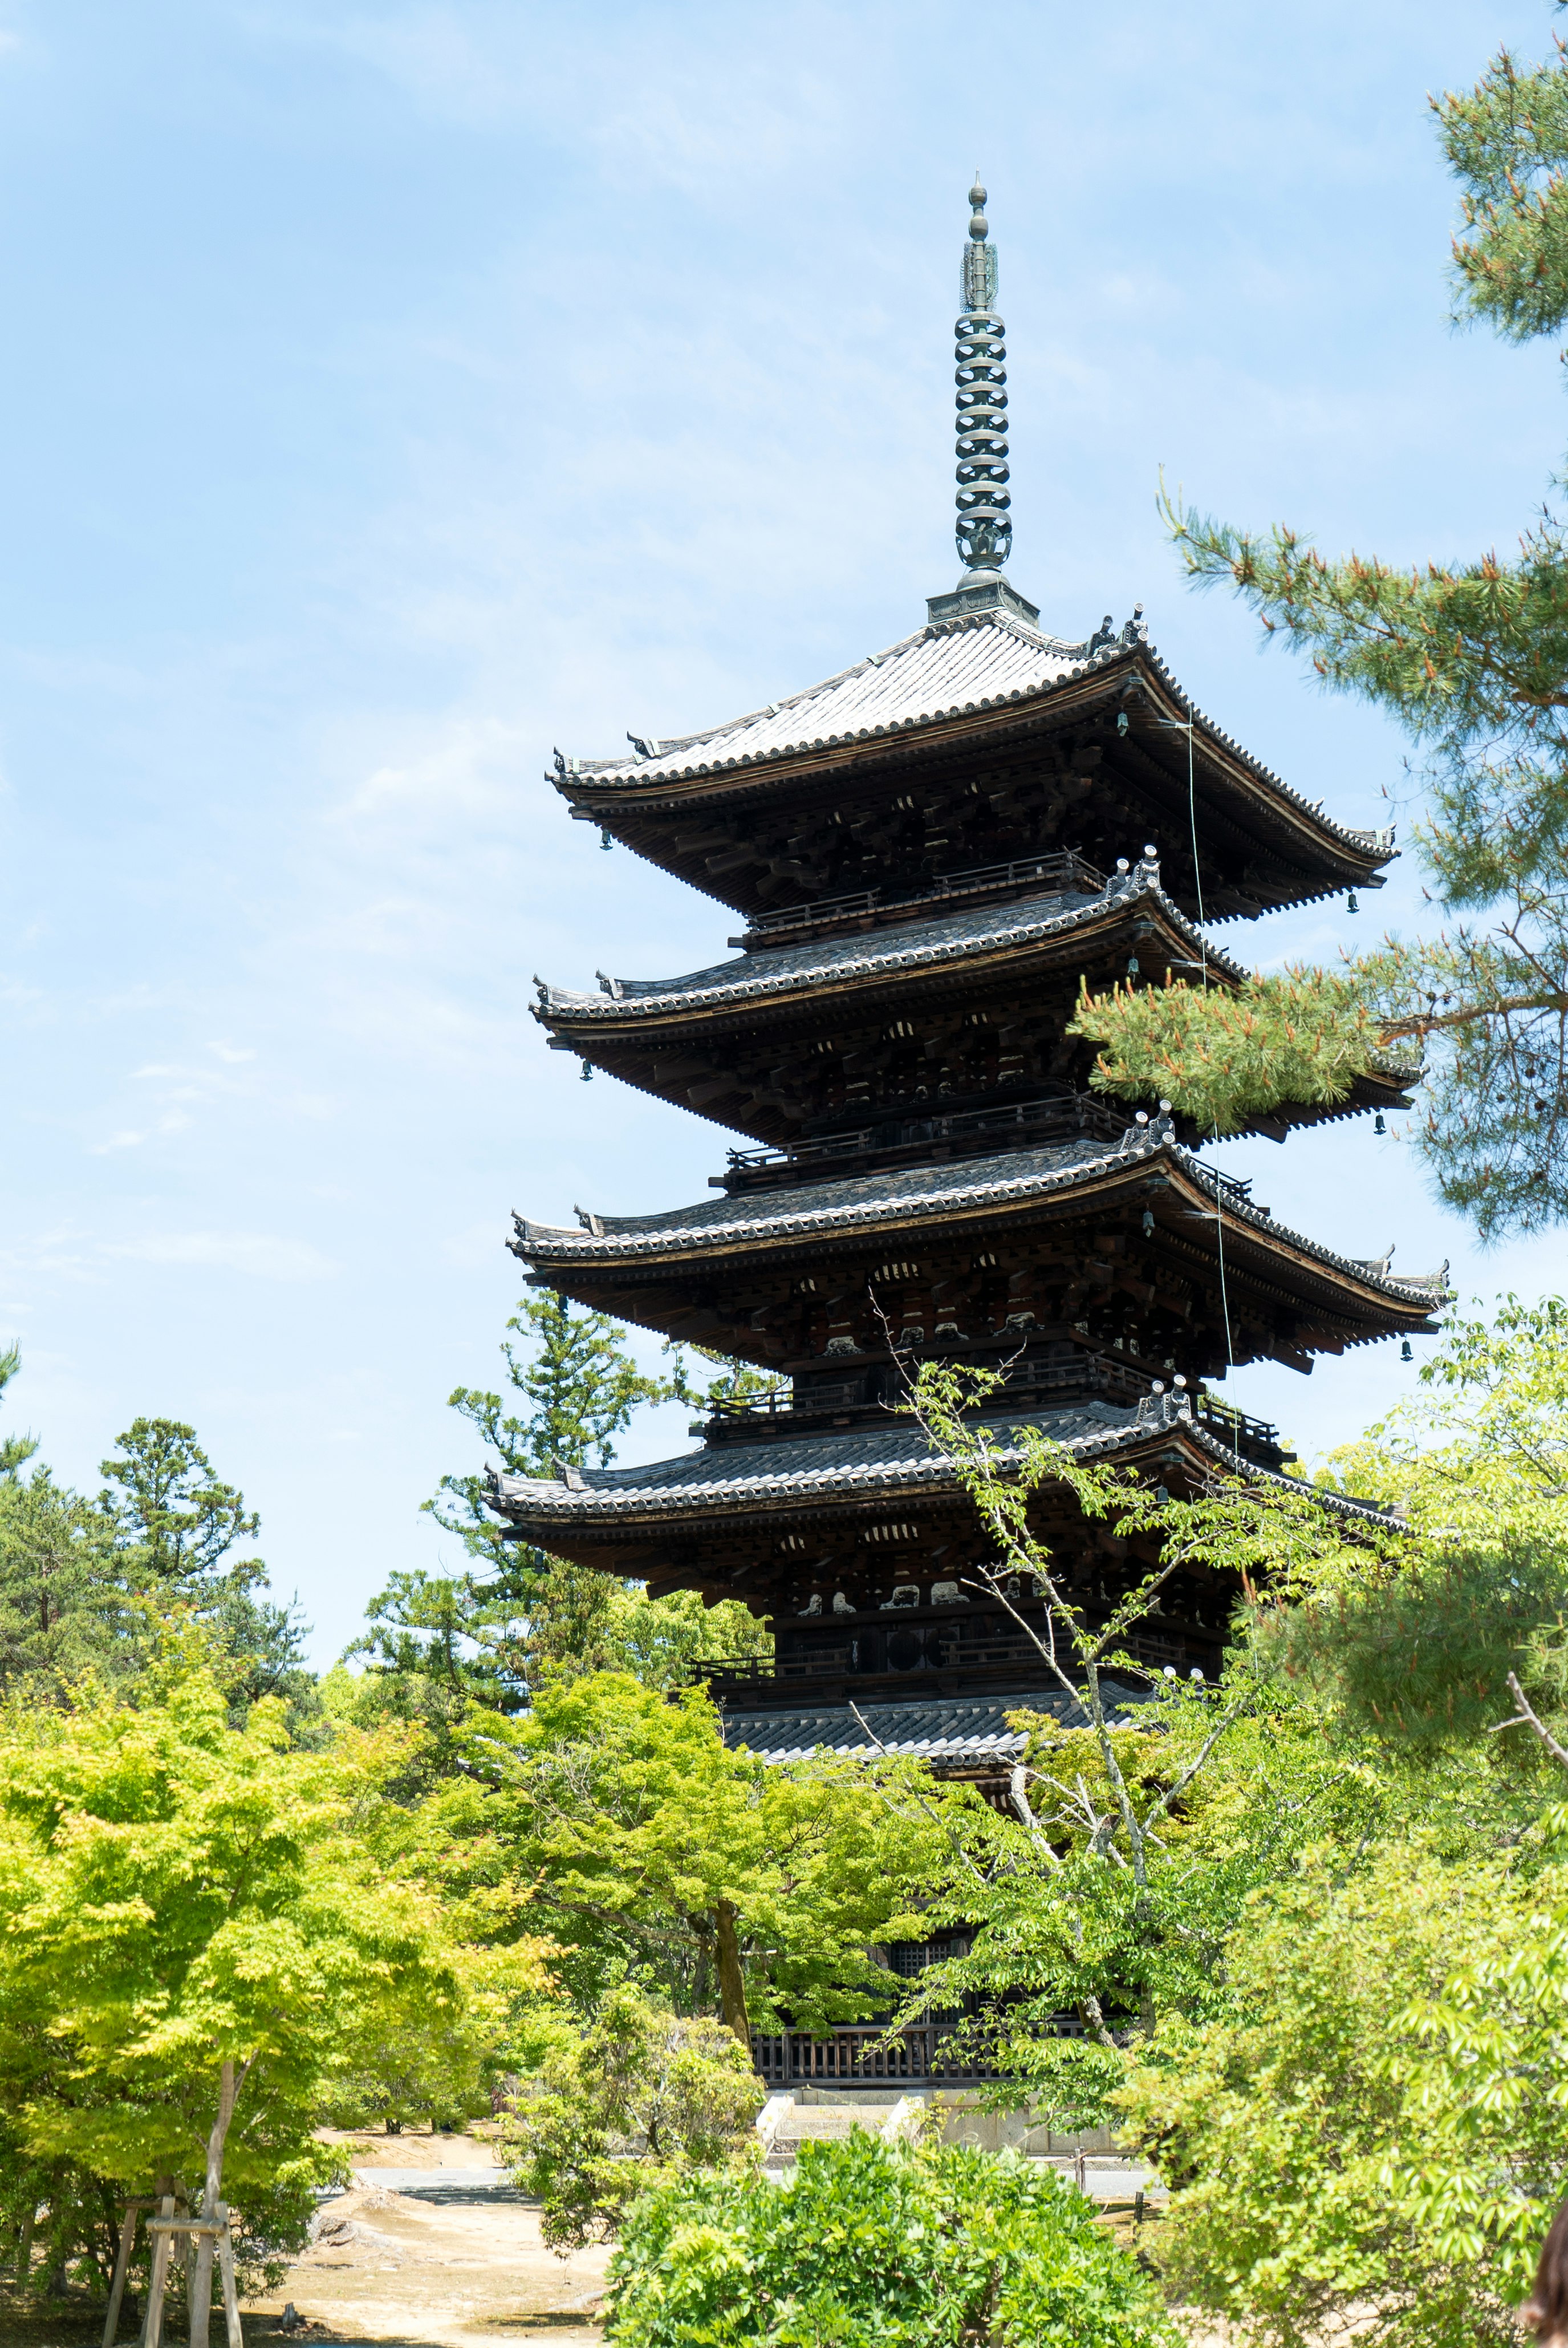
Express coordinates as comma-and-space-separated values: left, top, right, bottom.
955, 176, 1009, 574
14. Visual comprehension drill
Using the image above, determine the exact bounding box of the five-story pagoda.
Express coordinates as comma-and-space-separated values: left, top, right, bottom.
491, 182, 1445, 1762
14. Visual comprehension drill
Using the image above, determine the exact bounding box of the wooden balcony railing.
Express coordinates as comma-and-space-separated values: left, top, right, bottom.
733, 851, 1106, 950
715, 1092, 1132, 1194
750, 2017, 1085, 2088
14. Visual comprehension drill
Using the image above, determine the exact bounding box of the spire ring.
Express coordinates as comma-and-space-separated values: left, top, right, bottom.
954, 181, 1012, 574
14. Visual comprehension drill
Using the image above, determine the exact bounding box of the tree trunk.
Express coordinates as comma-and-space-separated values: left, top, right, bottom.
190, 2061, 248, 2348
713, 1901, 750, 2050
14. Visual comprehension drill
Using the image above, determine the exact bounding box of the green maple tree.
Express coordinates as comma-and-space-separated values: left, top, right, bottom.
465, 1672, 941, 2047
0, 1664, 527, 2329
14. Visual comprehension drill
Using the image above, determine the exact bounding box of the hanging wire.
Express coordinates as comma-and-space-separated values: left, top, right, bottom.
1155, 709, 1230, 1365
1212, 1150, 1235, 1368
1155, 711, 1205, 979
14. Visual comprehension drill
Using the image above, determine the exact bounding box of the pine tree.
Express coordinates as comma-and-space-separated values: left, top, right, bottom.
0, 1470, 126, 1694
415, 1292, 680, 1692
99, 1420, 310, 1709
0, 1345, 39, 1481
1073, 22, 1568, 1239
370, 1297, 772, 1728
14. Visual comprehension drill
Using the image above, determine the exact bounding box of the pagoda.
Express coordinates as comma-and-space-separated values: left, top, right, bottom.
491, 181, 1445, 1765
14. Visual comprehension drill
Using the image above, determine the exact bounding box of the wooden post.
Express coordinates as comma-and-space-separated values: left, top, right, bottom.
188, 2227, 215, 2348
177, 2200, 197, 2347
140, 2212, 233, 2348
103, 2200, 152, 2348
214, 2208, 242, 2348
141, 2197, 175, 2348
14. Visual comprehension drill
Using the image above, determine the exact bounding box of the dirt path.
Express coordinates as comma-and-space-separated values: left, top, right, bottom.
0, 2137, 608, 2348
241, 2181, 611, 2348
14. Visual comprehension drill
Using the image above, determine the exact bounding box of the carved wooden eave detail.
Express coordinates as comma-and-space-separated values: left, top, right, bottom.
513, 1128, 1448, 1376
552, 627, 1395, 926
530, 863, 1412, 1149
487, 1392, 1391, 1587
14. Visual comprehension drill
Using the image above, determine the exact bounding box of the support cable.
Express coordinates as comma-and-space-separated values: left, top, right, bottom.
1156, 711, 1232, 1368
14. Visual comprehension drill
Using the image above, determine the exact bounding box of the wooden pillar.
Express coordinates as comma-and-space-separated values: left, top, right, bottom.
102, 2199, 151, 2348
215, 2205, 243, 2348
140, 2197, 175, 2348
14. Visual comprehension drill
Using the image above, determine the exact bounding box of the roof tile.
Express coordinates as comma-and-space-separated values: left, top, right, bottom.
535, 869, 1244, 1021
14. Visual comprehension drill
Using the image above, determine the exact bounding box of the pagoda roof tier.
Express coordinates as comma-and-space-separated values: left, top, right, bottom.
514, 1126, 1449, 1366
553, 606, 1395, 924
486, 1390, 1391, 1579
715, 1685, 1145, 1763
536, 861, 1245, 1026
533, 860, 1413, 1150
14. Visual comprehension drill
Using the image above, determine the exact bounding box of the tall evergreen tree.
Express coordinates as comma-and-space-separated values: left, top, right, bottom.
0, 1344, 39, 1481
353, 1296, 769, 1737
409, 1292, 682, 1700
0, 1470, 125, 1695
1071, 15, 1568, 1239
99, 1419, 310, 1709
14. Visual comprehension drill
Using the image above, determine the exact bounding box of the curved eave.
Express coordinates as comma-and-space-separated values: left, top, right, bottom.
513, 1131, 1449, 1336
533, 877, 1244, 1035
557, 642, 1393, 911
487, 1396, 1394, 1551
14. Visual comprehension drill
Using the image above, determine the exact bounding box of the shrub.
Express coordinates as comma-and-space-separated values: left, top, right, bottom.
604, 2130, 1175, 2348
501, 1983, 763, 2248
1115, 1842, 1568, 2348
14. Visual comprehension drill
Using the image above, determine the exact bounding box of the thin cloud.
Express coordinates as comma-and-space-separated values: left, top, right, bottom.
104, 1232, 339, 1283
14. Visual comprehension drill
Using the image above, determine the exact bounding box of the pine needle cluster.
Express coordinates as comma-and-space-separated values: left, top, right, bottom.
1077, 23, 1568, 1237
1069, 968, 1386, 1136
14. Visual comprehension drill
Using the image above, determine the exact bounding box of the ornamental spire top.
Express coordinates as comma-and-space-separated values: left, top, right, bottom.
954, 173, 1010, 576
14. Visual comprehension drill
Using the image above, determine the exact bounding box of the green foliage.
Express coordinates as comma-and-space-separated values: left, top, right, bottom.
0, 1469, 130, 1696
885, 1358, 1404, 2122
1442, 30, 1568, 343
1069, 969, 1400, 1136
502, 1981, 762, 2249
459, 1671, 941, 2041
1274, 1297, 1568, 1751
595, 1583, 774, 1692
99, 1417, 311, 1712
101, 1416, 261, 1581
342, 1568, 531, 1779
0, 1411, 312, 1717
1116, 1841, 1568, 2348
0, 1663, 527, 2296
896, 1677, 1379, 2130
409, 1293, 767, 1722
605, 2132, 1176, 2348
0, 1343, 39, 1480
1067, 23, 1568, 1235
429, 1291, 680, 1575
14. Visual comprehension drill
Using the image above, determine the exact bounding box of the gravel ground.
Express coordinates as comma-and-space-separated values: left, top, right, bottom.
242, 2183, 611, 2348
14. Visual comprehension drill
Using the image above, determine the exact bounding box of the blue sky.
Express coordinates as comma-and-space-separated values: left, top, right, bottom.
2, 0, 1565, 1664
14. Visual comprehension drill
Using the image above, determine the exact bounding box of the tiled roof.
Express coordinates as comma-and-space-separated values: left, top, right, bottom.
720, 1684, 1148, 1765
555, 603, 1391, 866
572, 608, 1088, 785
486, 1392, 1396, 1529
534, 863, 1244, 1021
514, 1124, 1452, 1309
490, 1395, 1179, 1520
